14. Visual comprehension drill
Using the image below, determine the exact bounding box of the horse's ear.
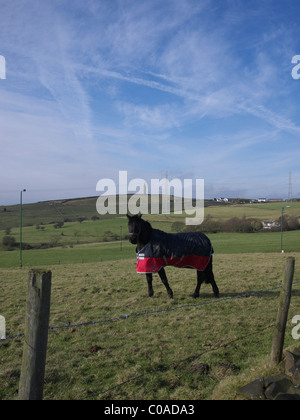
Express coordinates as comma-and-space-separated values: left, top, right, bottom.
126, 214, 130, 219
138, 213, 143, 219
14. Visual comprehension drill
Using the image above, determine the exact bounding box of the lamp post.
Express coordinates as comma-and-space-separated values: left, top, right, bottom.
20, 189, 26, 268
281, 205, 290, 253
120, 226, 123, 251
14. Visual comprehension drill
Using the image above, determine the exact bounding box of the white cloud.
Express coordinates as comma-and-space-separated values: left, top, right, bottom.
1, 0, 300, 203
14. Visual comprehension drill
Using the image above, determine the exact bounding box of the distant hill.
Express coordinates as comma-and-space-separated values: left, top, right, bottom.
0, 195, 225, 230
0, 196, 100, 230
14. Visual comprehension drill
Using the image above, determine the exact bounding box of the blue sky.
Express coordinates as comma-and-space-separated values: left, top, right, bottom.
0, 0, 300, 205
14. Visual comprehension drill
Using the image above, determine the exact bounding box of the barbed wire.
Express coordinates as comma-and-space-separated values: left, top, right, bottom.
47, 284, 283, 330
2, 281, 299, 344
1, 281, 299, 401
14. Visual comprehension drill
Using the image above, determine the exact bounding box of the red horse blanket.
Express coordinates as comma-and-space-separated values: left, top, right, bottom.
136, 229, 213, 274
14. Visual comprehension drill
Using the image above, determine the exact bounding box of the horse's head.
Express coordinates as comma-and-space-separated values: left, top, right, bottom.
127, 214, 143, 244
127, 214, 152, 246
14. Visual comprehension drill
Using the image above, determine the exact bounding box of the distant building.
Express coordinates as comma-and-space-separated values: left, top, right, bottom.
263, 221, 280, 229
268, 198, 284, 203
217, 197, 229, 202
258, 198, 267, 203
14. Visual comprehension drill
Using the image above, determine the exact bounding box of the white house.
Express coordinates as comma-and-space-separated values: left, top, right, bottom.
263, 221, 280, 229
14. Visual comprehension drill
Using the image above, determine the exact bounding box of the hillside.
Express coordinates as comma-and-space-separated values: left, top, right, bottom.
1, 195, 299, 232
0, 195, 232, 231
1, 197, 299, 268
0, 197, 101, 230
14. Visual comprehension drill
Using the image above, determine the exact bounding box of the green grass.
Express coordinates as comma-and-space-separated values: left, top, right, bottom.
0, 199, 299, 269
1, 252, 299, 400
1, 198, 299, 400
1, 199, 299, 268
0, 197, 102, 231
1, 196, 300, 232
1, 218, 128, 248
0, 242, 133, 268
204, 202, 300, 221
0, 229, 299, 269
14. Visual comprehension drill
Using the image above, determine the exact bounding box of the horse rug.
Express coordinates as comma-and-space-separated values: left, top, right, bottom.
136, 229, 214, 273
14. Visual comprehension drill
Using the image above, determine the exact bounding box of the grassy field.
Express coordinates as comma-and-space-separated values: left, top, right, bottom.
0, 198, 299, 400
0, 228, 299, 269
0, 252, 299, 400
203, 201, 300, 221
0, 196, 102, 230
1, 196, 300, 232
0, 199, 299, 268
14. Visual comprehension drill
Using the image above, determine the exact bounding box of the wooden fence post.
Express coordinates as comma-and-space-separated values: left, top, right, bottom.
270, 257, 295, 365
19, 270, 52, 400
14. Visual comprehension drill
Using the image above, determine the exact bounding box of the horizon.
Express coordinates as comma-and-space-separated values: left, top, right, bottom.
0, 192, 296, 208
1, 1, 300, 205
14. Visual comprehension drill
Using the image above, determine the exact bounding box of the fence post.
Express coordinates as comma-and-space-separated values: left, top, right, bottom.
270, 257, 295, 365
19, 270, 52, 400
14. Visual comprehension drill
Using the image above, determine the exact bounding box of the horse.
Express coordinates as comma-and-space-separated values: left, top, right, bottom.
127, 214, 219, 299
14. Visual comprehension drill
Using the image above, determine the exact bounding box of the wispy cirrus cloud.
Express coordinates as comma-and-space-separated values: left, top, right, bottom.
1, 0, 300, 204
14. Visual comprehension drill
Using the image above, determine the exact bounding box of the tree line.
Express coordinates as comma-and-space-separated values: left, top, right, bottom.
172, 215, 300, 234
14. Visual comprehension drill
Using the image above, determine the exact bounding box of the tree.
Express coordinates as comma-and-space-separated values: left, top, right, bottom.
50, 235, 61, 247
54, 221, 64, 229
287, 216, 300, 231
2, 236, 16, 250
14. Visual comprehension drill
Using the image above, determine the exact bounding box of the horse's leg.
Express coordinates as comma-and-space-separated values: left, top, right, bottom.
158, 268, 173, 299
146, 273, 154, 297
193, 270, 205, 298
205, 257, 219, 298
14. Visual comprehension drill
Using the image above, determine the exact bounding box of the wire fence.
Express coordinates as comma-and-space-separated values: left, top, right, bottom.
1, 283, 293, 343
1, 281, 299, 400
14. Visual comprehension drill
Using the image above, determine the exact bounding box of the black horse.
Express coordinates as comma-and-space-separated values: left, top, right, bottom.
127, 214, 219, 299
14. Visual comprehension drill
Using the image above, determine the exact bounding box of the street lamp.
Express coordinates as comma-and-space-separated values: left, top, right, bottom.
281, 205, 291, 253
20, 189, 26, 268
120, 226, 123, 251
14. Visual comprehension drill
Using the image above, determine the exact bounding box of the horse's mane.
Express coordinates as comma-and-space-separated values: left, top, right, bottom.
138, 217, 152, 244
141, 218, 152, 234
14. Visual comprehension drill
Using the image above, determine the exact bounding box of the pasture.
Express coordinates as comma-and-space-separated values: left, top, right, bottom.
0, 229, 299, 268
0, 252, 299, 400
0, 199, 299, 400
